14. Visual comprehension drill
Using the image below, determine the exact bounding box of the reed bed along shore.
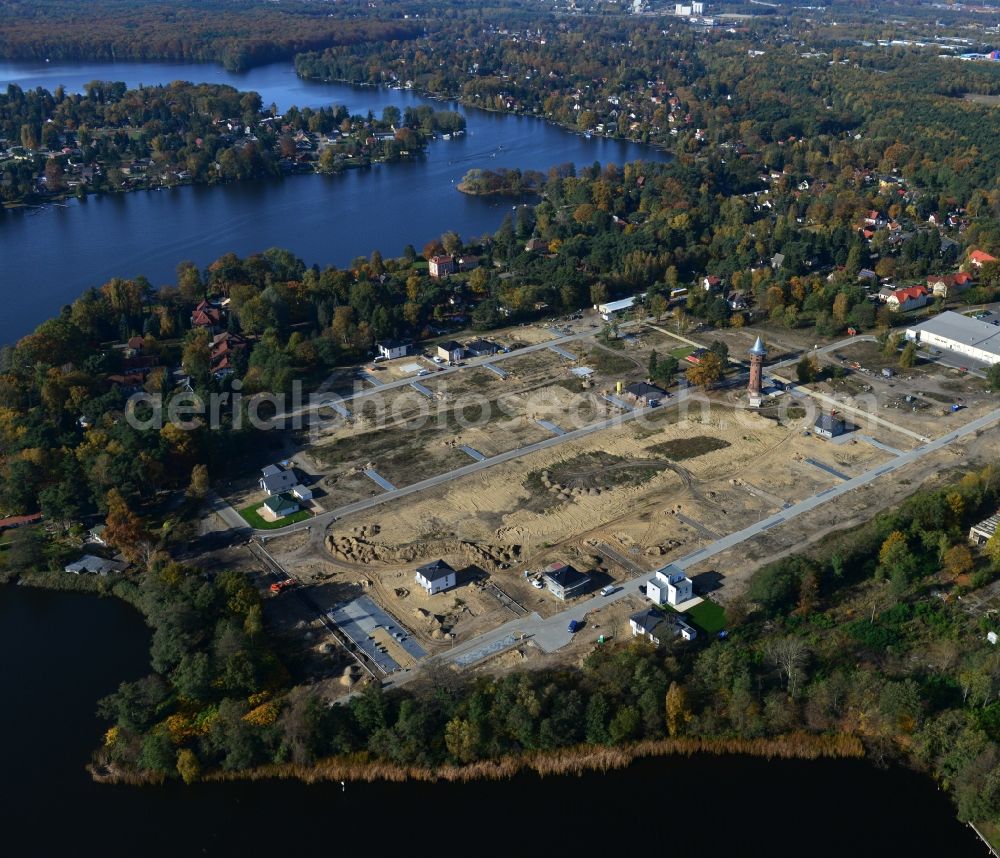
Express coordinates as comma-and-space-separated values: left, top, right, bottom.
186, 733, 865, 787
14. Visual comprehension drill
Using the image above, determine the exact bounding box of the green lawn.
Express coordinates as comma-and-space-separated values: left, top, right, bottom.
238, 502, 311, 530
669, 346, 695, 359
685, 599, 727, 635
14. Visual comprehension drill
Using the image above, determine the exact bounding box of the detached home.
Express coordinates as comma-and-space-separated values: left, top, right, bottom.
437, 341, 464, 363
813, 413, 850, 439
65, 555, 127, 576
629, 608, 697, 644
376, 340, 411, 361
646, 564, 693, 607
261, 494, 299, 522
415, 559, 456, 595
260, 464, 298, 495
542, 563, 591, 600
624, 381, 667, 407
886, 286, 928, 313
428, 255, 457, 278
927, 272, 975, 299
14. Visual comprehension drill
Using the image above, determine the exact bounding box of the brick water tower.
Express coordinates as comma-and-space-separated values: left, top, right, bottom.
748, 336, 766, 407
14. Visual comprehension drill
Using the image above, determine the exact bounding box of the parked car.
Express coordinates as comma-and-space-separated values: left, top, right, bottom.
600, 585, 616, 596
567, 619, 581, 633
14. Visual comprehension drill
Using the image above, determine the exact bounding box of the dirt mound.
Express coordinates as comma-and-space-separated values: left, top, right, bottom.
325, 532, 521, 572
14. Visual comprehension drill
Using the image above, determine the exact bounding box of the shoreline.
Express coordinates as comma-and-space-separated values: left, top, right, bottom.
0, 151, 428, 211
295, 72, 671, 158
88, 732, 864, 787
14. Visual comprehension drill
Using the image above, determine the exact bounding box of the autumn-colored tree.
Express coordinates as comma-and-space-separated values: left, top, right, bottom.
665, 681, 691, 737
945, 491, 965, 524
686, 352, 723, 387
444, 717, 480, 763
181, 328, 211, 381
422, 238, 445, 260
899, 341, 917, 368
187, 464, 209, 499
832, 292, 849, 324
176, 748, 201, 784
942, 544, 974, 580
104, 487, 153, 566
879, 531, 908, 566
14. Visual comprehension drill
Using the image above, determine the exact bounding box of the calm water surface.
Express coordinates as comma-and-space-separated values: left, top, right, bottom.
0, 60, 666, 344
0, 584, 985, 858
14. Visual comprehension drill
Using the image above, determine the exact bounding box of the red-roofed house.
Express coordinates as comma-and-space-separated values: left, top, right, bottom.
428, 255, 456, 278
970, 250, 998, 269
0, 512, 42, 532
191, 300, 223, 331
887, 286, 929, 313
927, 272, 975, 298
211, 331, 248, 378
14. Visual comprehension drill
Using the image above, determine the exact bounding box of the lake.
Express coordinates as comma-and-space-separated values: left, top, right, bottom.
0, 60, 667, 345
0, 583, 986, 858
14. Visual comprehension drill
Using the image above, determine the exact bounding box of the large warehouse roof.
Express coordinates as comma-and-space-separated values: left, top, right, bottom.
906, 311, 1000, 358
597, 296, 638, 314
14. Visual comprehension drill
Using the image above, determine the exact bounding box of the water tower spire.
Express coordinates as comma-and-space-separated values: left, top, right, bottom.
748, 336, 766, 407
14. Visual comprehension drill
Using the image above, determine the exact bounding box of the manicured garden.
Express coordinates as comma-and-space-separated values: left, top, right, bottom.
238, 503, 311, 530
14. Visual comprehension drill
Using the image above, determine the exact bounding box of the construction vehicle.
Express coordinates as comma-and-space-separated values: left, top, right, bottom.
269, 578, 296, 594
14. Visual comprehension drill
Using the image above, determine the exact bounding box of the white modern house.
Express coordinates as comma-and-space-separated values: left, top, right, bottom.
415, 559, 457, 595
646, 564, 693, 606
376, 340, 411, 360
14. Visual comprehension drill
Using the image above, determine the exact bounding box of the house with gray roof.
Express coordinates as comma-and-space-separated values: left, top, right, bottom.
542, 563, 591, 600
629, 608, 697, 644
65, 555, 128, 576
415, 559, 457, 594
260, 464, 298, 496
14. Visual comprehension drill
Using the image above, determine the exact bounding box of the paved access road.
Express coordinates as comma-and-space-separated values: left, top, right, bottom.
429, 402, 1000, 666
254, 388, 695, 539
238, 332, 894, 541
275, 323, 621, 419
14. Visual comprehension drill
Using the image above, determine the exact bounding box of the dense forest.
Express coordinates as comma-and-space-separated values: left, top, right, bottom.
0, 0, 420, 71
295, 8, 1000, 205
0, 81, 464, 202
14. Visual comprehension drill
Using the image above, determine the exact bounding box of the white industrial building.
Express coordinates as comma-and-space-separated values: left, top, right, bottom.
674, 1, 704, 15
905, 311, 1000, 366
596, 295, 642, 320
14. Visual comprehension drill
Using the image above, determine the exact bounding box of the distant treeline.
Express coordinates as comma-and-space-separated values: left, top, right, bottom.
0, 0, 420, 71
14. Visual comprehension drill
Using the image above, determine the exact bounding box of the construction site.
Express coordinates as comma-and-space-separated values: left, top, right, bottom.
207, 309, 1000, 695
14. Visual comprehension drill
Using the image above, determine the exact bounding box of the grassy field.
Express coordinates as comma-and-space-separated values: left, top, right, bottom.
585, 346, 637, 376
685, 599, 727, 635
238, 503, 311, 530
